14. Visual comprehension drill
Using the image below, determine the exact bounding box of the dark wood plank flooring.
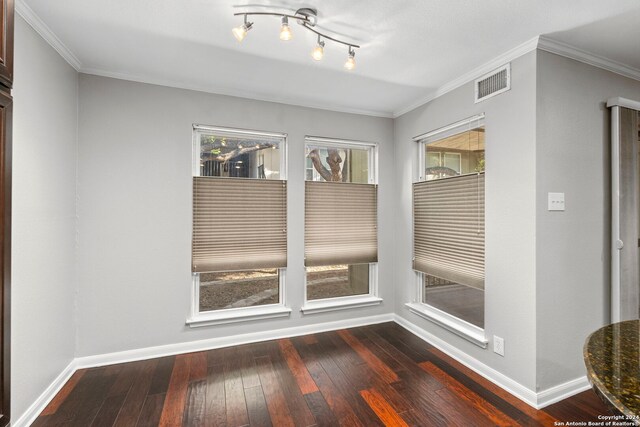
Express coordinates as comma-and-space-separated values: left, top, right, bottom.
34, 322, 610, 426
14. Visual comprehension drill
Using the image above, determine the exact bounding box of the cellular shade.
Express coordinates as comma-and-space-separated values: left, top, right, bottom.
192, 177, 287, 272
305, 181, 377, 267
413, 173, 485, 289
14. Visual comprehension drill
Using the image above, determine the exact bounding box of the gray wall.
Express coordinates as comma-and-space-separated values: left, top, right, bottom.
75, 74, 394, 357
535, 51, 640, 390
393, 52, 539, 390
12, 16, 78, 418
13, 23, 640, 417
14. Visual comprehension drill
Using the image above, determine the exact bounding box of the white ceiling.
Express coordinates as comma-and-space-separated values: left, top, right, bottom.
19, 0, 640, 117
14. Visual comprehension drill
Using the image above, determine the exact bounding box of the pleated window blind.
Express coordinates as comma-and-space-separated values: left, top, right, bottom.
192, 177, 287, 273
413, 173, 485, 289
305, 181, 378, 266
412, 114, 485, 291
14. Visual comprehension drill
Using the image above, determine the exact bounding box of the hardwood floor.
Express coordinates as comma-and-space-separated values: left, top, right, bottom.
34, 322, 609, 426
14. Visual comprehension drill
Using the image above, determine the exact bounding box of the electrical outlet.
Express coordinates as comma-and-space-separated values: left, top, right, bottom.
493, 335, 505, 356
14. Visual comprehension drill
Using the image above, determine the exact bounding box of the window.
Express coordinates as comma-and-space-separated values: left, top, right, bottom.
410, 114, 486, 345
189, 125, 290, 326
302, 137, 381, 313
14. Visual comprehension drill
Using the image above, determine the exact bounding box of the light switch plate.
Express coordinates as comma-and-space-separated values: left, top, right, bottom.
493, 335, 505, 356
548, 192, 565, 211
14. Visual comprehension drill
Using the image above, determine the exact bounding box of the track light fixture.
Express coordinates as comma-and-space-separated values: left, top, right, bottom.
344, 46, 356, 71
279, 16, 292, 41
232, 14, 253, 42
312, 36, 325, 61
232, 8, 360, 69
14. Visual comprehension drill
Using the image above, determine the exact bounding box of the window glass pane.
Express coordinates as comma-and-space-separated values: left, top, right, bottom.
420, 124, 485, 328
306, 264, 369, 300
305, 144, 369, 183
193, 127, 286, 315
304, 141, 375, 300
443, 152, 461, 173
199, 269, 279, 312
424, 275, 484, 327
199, 132, 281, 179
427, 152, 441, 168
425, 126, 484, 180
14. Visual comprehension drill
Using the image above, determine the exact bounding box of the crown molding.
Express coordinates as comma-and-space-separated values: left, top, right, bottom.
537, 35, 640, 82
80, 67, 395, 118
15, 0, 82, 70
13, 2, 640, 120
14, 0, 391, 117
394, 34, 640, 118
392, 36, 540, 117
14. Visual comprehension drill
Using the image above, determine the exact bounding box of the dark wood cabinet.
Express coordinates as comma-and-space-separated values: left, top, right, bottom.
0, 0, 12, 89
0, 89, 9, 427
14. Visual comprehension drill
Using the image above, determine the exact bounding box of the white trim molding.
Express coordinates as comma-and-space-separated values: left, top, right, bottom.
301, 295, 383, 315
81, 67, 395, 118
536, 376, 591, 408
393, 36, 540, 117
11, 359, 78, 427
15, 0, 82, 70
405, 303, 488, 348
14, 3, 640, 121
186, 305, 292, 328
607, 97, 640, 111
538, 36, 640, 84
14, 314, 591, 425
75, 313, 395, 369
394, 36, 640, 118
394, 314, 537, 405
394, 314, 590, 409
12, 313, 392, 424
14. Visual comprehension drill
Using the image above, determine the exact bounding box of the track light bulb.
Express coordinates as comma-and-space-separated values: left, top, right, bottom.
232, 16, 252, 42
344, 47, 356, 70
312, 40, 325, 61
279, 16, 292, 41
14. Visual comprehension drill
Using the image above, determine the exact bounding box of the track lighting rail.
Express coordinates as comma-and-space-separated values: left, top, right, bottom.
232, 7, 360, 69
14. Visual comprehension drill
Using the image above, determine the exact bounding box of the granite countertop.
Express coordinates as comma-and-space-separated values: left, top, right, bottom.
584, 319, 640, 422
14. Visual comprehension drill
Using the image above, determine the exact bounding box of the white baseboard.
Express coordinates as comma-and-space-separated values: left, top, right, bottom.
14, 313, 393, 425
393, 314, 590, 409
393, 314, 539, 407
74, 313, 395, 369
14, 312, 590, 426
12, 359, 78, 427
536, 376, 591, 408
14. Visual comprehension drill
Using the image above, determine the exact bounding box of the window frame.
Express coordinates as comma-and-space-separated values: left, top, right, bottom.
301, 136, 382, 315
407, 114, 488, 347
187, 124, 291, 327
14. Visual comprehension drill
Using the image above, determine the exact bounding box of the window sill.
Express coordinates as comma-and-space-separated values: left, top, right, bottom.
301, 295, 383, 315
186, 305, 292, 328
405, 302, 488, 348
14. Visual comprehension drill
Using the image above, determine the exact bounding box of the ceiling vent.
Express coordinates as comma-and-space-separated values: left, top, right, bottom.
475, 63, 511, 103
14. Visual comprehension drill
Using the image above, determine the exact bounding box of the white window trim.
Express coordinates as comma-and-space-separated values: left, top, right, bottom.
412, 115, 487, 345
301, 264, 381, 314
189, 125, 290, 326
302, 136, 381, 314
305, 136, 378, 185
413, 113, 485, 144
405, 302, 488, 348
187, 271, 291, 327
